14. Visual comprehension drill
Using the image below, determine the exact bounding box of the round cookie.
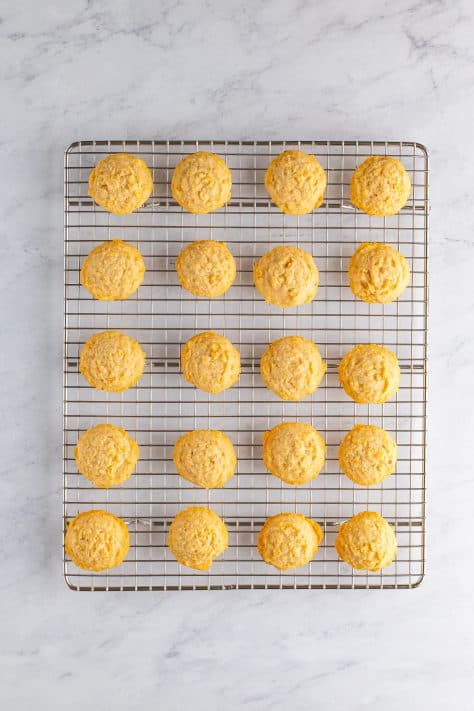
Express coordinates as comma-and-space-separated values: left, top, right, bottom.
261, 336, 326, 401
88, 153, 153, 215
257, 513, 323, 570
173, 430, 236, 489
338, 344, 400, 404
65, 510, 130, 571
81, 239, 145, 300
181, 331, 240, 394
339, 424, 397, 486
74, 424, 139, 488
253, 246, 319, 307
176, 240, 236, 297
349, 242, 410, 304
264, 150, 327, 215
80, 331, 146, 392
167, 507, 228, 570
335, 511, 397, 571
350, 156, 411, 217
171, 151, 232, 214
263, 422, 326, 485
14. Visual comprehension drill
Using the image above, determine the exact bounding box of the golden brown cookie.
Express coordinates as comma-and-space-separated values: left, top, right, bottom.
349, 242, 410, 304
80, 331, 146, 392
181, 331, 240, 394
264, 150, 327, 215
263, 422, 326, 485
88, 153, 153, 215
257, 513, 323, 570
176, 240, 236, 297
171, 151, 232, 214
335, 511, 397, 571
261, 336, 326, 401
74, 424, 139, 488
339, 424, 397, 486
65, 510, 130, 571
338, 344, 400, 404
253, 246, 319, 307
80, 240, 145, 301
350, 156, 411, 217
173, 430, 236, 488
167, 507, 228, 570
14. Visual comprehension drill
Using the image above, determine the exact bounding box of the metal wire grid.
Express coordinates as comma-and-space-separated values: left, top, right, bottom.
64, 139, 428, 591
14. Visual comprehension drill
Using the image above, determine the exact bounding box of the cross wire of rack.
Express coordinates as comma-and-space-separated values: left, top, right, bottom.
63, 139, 428, 591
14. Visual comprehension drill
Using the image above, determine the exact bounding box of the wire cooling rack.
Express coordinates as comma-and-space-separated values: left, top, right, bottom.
64, 139, 428, 590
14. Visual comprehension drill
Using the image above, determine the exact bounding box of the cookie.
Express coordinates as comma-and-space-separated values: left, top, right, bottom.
88, 153, 153, 215
349, 242, 410, 304
80, 331, 146, 392
80, 239, 145, 301
264, 150, 327, 215
257, 513, 323, 570
253, 246, 319, 307
167, 507, 228, 570
338, 344, 400, 404
181, 331, 240, 394
176, 240, 236, 297
74, 424, 139, 488
263, 422, 326, 485
339, 424, 397, 486
65, 510, 130, 571
171, 151, 231, 214
261, 336, 326, 401
173, 430, 236, 489
350, 156, 411, 217
335, 511, 397, 571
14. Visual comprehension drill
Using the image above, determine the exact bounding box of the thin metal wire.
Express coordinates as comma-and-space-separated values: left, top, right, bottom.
63, 140, 428, 591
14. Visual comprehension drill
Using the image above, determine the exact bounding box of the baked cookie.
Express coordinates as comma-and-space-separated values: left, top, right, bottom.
88, 153, 153, 215
339, 424, 397, 486
253, 246, 319, 307
65, 510, 130, 571
257, 513, 323, 570
339, 344, 400, 404
80, 331, 146, 392
261, 336, 326, 401
167, 507, 228, 570
173, 430, 236, 488
350, 156, 411, 217
349, 242, 410, 304
171, 151, 232, 214
176, 240, 236, 297
74, 423, 139, 488
263, 422, 326, 485
181, 331, 240, 394
80, 239, 145, 300
335, 511, 397, 571
264, 150, 327, 215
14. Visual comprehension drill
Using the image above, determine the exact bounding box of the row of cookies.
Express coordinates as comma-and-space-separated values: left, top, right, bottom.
87, 149, 411, 217
75, 422, 396, 490
65, 507, 397, 574
81, 238, 410, 306
79, 330, 400, 404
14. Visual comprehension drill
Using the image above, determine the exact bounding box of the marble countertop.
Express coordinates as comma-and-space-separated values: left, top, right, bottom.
1, 0, 473, 708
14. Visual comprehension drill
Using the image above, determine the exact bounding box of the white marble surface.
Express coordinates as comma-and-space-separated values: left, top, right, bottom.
1, 0, 473, 708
